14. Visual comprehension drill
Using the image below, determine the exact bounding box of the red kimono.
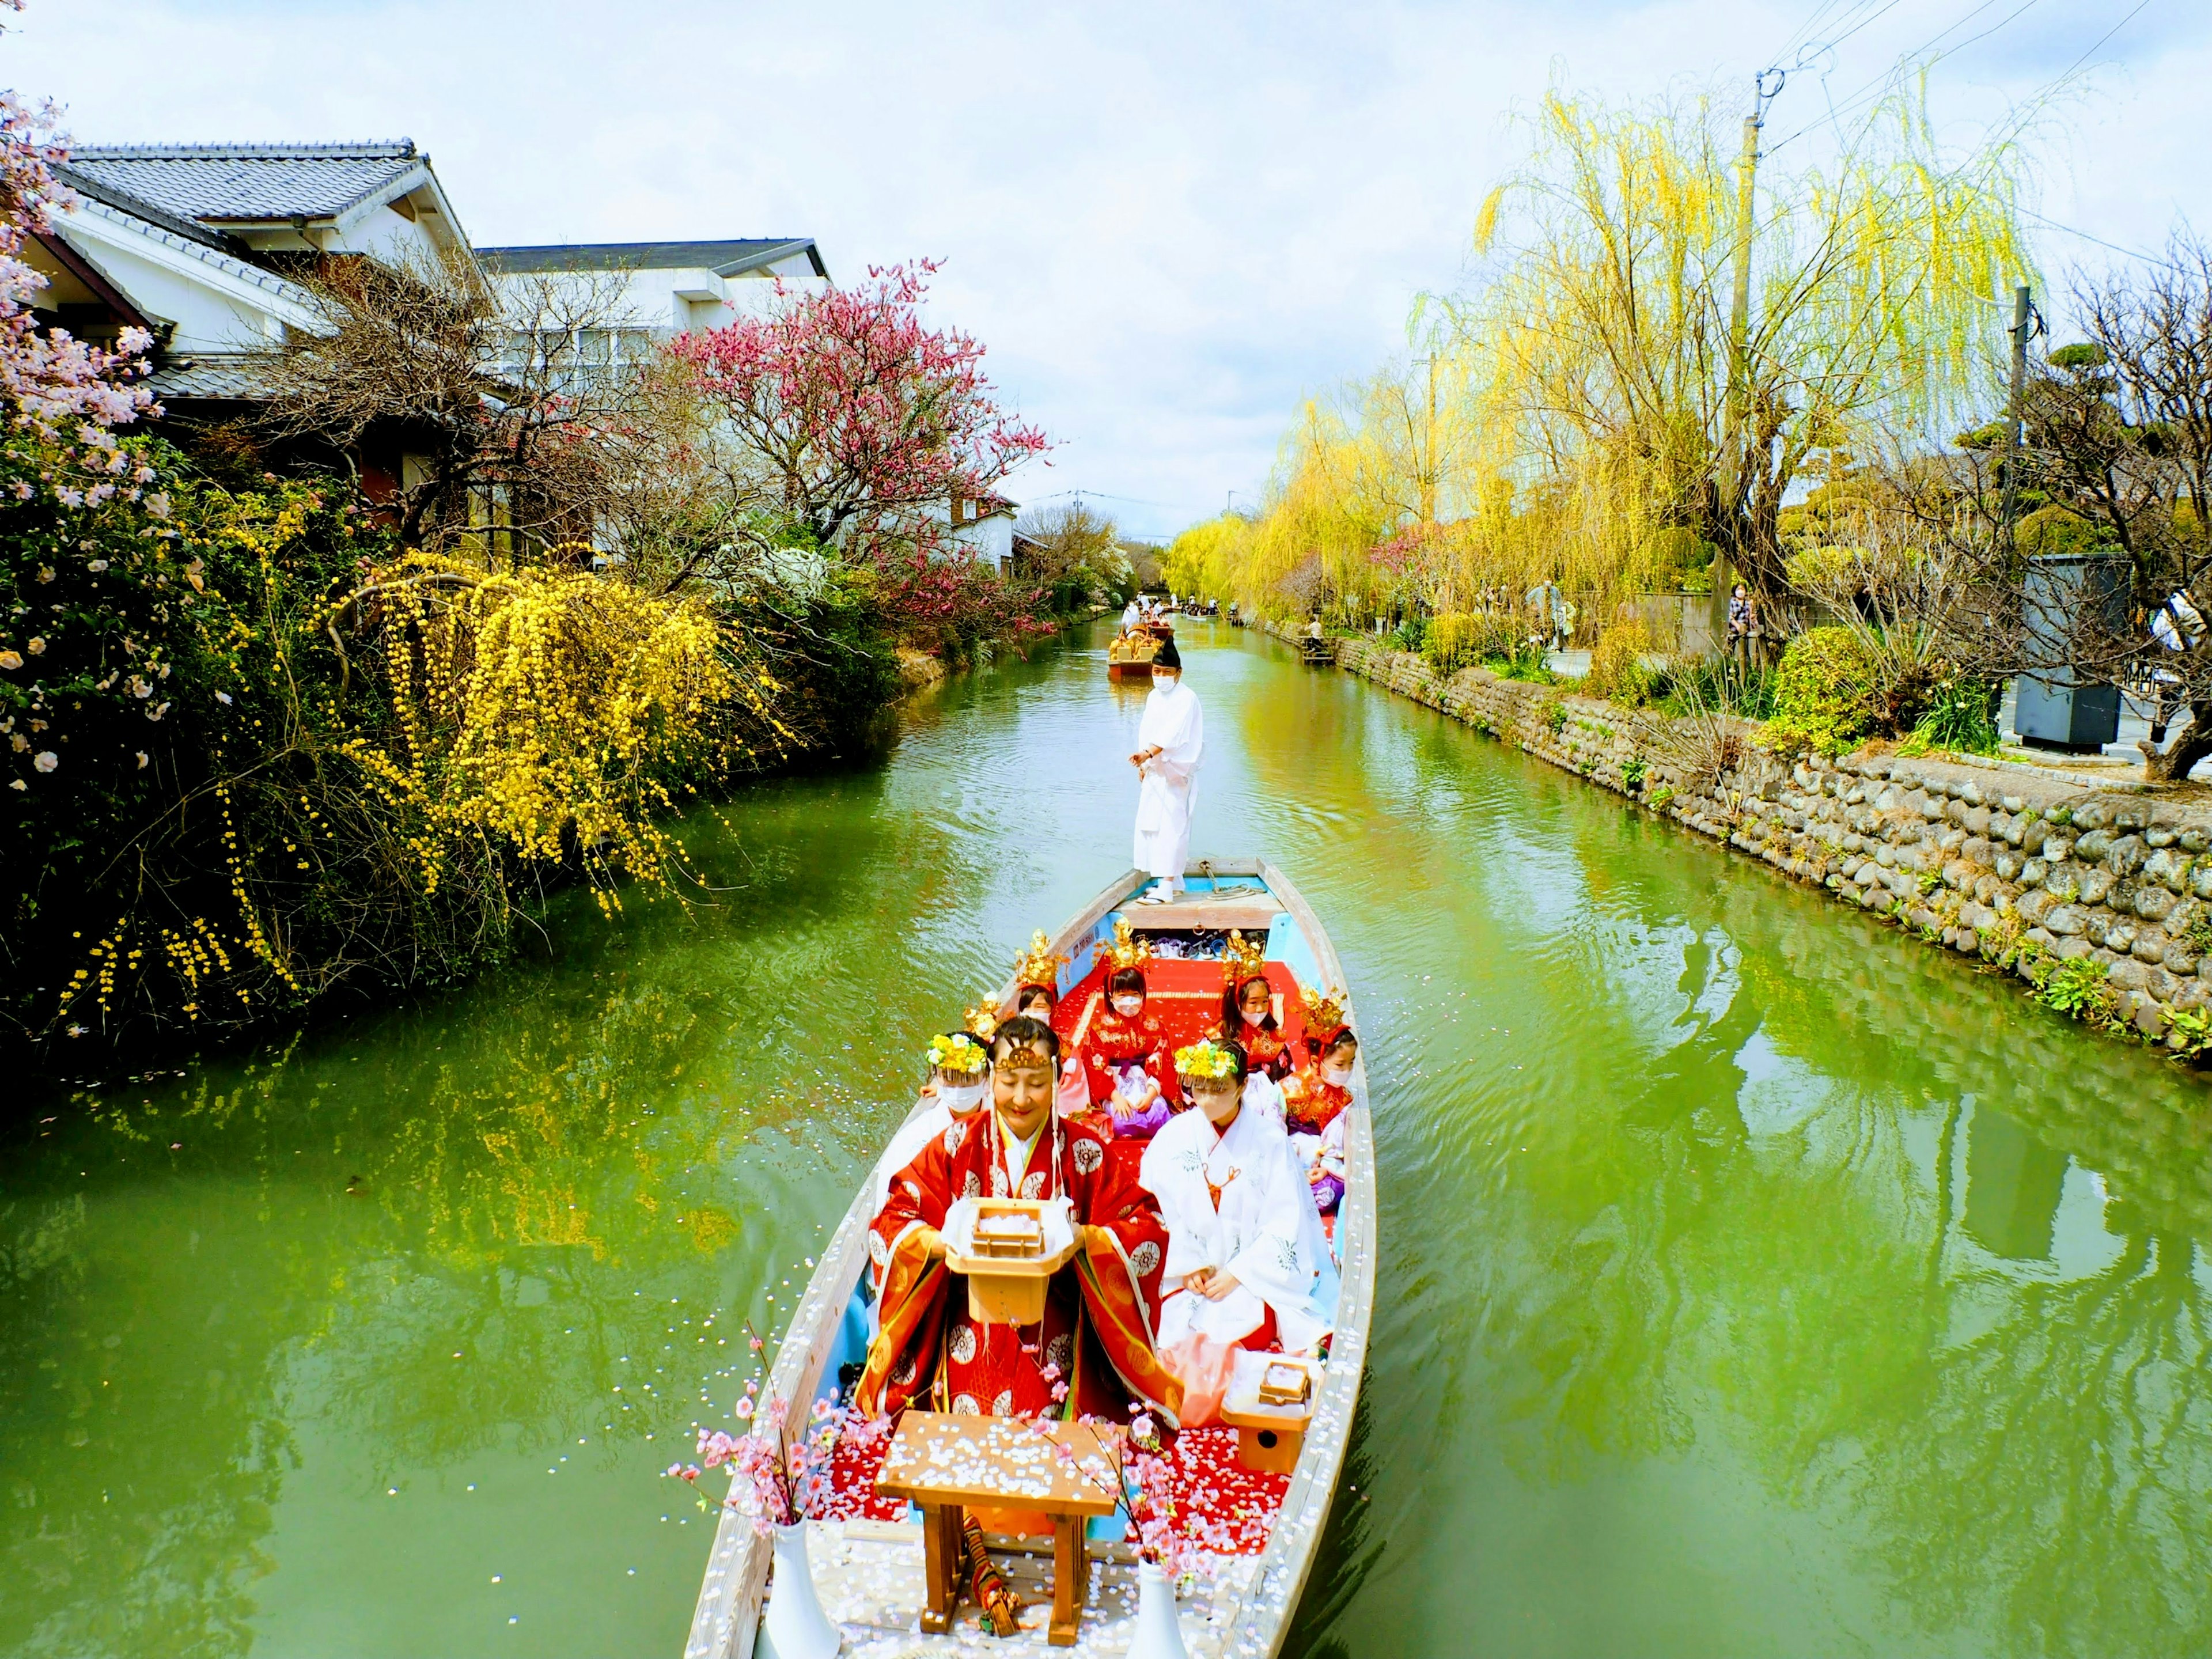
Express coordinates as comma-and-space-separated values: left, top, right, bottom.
1076, 1003, 1183, 1111
1215, 1018, 1293, 1082
857, 1109, 1184, 1426
1280, 1062, 1352, 1136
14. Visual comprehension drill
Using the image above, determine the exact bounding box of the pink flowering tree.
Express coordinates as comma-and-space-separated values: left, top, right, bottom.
668, 260, 1047, 561
0, 9, 155, 446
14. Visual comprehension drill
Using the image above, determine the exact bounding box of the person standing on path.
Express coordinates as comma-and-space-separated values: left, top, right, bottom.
1130, 638, 1203, 903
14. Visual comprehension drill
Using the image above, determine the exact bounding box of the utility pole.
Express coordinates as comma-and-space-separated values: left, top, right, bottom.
1716, 68, 1782, 623
1725, 111, 1762, 473
2001, 282, 2032, 546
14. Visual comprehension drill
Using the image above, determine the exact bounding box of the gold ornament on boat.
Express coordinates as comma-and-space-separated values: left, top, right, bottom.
1300, 981, 1349, 1034
1219, 928, 1270, 987
1104, 917, 1153, 971
1011, 929, 1066, 993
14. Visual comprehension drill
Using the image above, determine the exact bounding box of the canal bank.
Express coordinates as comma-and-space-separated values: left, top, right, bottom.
2, 619, 2206, 1659
1286, 621, 2212, 1069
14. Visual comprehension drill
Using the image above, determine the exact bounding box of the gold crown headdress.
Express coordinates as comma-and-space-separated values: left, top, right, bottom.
1219, 929, 1270, 987
1300, 981, 1349, 1034
1104, 917, 1153, 971
1012, 929, 1066, 993
964, 1001, 1001, 1041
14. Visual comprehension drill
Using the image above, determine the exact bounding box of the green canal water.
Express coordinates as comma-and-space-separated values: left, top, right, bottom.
4, 622, 2208, 1659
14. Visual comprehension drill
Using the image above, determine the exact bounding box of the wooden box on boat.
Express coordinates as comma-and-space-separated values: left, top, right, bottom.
1219, 1351, 1321, 1476
944, 1198, 1078, 1324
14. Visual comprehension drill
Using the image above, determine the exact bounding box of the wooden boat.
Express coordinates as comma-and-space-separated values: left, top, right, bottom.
1105, 617, 1174, 679
684, 858, 1377, 1659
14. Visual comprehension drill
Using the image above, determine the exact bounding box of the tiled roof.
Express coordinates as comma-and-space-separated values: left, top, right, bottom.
476, 238, 825, 278
145, 354, 280, 402
59, 141, 425, 226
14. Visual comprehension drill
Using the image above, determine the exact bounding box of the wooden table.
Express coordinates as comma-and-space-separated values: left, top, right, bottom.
874, 1411, 1122, 1646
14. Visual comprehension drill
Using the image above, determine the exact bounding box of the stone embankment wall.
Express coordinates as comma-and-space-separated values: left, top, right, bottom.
1300, 628, 2212, 1053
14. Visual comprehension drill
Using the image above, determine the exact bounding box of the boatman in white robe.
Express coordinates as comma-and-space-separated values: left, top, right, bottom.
1139, 1036, 1333, 1421
1129, 638, 1203, 903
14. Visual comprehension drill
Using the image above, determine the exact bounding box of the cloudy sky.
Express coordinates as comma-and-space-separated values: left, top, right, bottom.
9, 0, 2207, 539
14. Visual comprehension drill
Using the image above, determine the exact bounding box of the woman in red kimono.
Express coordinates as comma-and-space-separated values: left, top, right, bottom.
1074, 964, 1183, 1126
858, 1016, 1183, 1430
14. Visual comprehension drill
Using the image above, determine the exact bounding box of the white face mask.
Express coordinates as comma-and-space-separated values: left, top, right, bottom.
1320, 1064, 1352, 1088
1241, 1008, 1266, 1027
1112, 995, 1144, 1017
937, 1081, 987, 1112
1152, 673, 1175, 690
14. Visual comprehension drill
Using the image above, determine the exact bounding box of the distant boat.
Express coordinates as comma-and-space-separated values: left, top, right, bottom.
683, 857, 1376, 1659
1107, 616, 1173, 679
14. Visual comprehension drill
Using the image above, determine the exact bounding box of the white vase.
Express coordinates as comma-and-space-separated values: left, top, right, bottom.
761, 1520, 840, 1659
1124, 1560, 1190, 1659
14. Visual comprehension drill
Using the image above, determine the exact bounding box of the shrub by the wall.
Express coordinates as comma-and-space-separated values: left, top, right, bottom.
1764, 626, 1877, 756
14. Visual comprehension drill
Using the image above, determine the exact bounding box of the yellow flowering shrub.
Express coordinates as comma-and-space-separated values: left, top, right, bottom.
339, 553, 736, 907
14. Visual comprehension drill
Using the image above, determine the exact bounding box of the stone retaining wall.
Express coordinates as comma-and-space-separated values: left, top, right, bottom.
1294, 626, 2212, 1058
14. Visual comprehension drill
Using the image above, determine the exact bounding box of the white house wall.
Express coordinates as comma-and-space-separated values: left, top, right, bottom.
54, 225, 289, 351
487, 265, 830, 343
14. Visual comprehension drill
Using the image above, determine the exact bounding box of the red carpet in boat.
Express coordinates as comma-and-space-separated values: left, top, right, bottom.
809, 1424, 1289, 1554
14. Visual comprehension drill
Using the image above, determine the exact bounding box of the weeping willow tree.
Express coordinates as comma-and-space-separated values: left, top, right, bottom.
1191, 73, 2038, 623
1463, 78, 2035, 601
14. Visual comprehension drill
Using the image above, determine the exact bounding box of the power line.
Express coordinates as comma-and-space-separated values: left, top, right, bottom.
2021, 207, 2187, 274
2047, 0, 2158, 86
1768, 0, 2047, 153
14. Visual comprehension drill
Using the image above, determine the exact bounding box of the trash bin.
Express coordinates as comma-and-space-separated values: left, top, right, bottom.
2014, 554, 2128, 753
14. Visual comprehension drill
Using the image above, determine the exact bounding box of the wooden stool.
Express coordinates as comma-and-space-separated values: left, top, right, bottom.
875, 1411, 1122, 1646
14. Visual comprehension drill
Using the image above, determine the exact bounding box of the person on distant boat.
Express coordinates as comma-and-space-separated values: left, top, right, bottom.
1120, 596, 1143, 635
869, 1030, 994, 1221
1130, 639, 1203, 903
857, 1017, 1183, 1430
1140, 1037, 1335, 1421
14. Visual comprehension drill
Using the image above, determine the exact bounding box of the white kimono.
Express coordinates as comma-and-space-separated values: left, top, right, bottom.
1138, 1087, 1334, 1353
1132, 679, 1203, 885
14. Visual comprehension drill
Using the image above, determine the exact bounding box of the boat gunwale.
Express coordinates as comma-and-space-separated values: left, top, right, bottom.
683, 859, 1374, 1659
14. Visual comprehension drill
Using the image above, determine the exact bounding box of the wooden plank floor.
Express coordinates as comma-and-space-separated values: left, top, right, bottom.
806, 1519, 1262, 1657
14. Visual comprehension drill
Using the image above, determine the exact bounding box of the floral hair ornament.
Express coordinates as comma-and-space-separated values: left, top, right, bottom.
1219, 928, 1269, 987
1012, 929, 1066, 994
927, 1032, 990, 1074
1104, 916, 1153, 971
1174, 1039, 1241, 1081
1299, 981, 1349, 1034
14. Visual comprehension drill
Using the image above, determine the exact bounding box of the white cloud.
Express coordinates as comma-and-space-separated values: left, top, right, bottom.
9, 0, 2207, 539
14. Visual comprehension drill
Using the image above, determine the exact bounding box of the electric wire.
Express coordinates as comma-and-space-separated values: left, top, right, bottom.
2045, 0, 2158, 87
1767, 0, 2046, 152
2021, 207, 2188, 274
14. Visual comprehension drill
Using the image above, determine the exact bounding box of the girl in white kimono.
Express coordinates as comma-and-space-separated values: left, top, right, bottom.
1129, 640, 1203, 902
1139, 1036, 1335, 1423
869, 1030, 992, 1224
